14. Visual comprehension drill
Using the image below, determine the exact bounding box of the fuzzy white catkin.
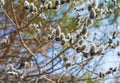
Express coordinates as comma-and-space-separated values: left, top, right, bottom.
24, 0, 30, 9
51, 29, 56, 38
82, 26, 88, 35
60, 32, 65, 40
56, 26, 61, 36
48, 1, 52, 9
65, 61, 71, 67
89, 43, 96, 55
66, 33, 71, 40
30, 3, 37, 12
89, 8, 96, 19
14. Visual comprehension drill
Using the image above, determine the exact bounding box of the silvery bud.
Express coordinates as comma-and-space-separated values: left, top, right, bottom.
89, 8, 97, 19
66, 33, 71, 40
48, 1, 52, 9
51, 29, 56, 39
89, 43, 96, 55
61, 38, 66, 45
81, 25, 88, 35
60, 32, 65, 40
30, 3, 37, 12
56, 26, 61, 36
24, 0, 30, 9
99, 72, 105, 78
0, 36, 10, 49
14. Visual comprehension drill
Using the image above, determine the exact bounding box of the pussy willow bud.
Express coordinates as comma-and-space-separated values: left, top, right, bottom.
65, 61, 71, 67
99, 72, 105, 78
89, 8, 97, 19
47, 1, 52, 9
69, 37, 74, 44
66, 33, 71, 40
51, 29, 56, 38
1, 36, 10, 45
112, 67, 117, 72
112, 30, 118, 39
30, 3, 37, 12
55, 36, 61, 41
105, 71, 111, 75
56, 26, 61, 36
60, 32, 65, 40
95, 45, 104, 55
24, 0, 30, 9
82, 25, 88, 35
109, 67, 113, 71
89, 43, 96, 55
61, 38, 66, 45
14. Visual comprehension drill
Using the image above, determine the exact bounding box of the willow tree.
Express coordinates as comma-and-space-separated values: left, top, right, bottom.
0, 0, 120, 83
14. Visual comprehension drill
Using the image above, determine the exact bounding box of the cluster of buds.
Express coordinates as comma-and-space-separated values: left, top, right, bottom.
7, 64, 22, 78
48, 26, 67, 45
105, 67, 117, 75
75, 42, 104, 57
0, 36, 10, 49
108, 31, 120, 48
99, 67, 117, 78
54, 0, 70, 9
48, 24, 88, 46
39, 0, 70, 11
88, 5, 97, 19
99, 0, 120, 14
75, 42, 87, 53
99, 71, 105, 78
24, 0, 38, 14
30, 22, 42, 34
